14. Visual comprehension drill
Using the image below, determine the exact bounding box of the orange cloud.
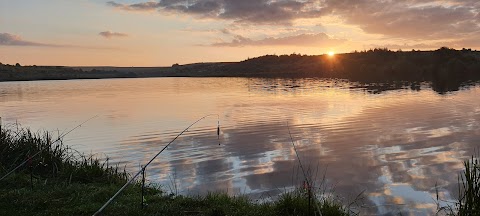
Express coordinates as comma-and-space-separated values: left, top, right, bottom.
211, 33, 345, 47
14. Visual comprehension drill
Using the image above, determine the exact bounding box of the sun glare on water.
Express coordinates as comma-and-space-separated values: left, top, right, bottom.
328, 51, 335, 56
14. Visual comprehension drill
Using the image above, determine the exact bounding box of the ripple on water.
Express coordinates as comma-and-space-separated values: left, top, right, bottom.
1, 77, 480, 215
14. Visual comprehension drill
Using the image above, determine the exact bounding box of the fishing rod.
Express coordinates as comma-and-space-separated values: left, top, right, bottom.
0, 115, 98, 182
93, 114, 220, 216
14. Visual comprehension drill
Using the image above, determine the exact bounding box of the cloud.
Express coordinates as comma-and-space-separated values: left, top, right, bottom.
107, 0, 324, 24
211, 33, 345, 47
0, 32, 120, 50
106, 0, 480, 42
99, 31, 129, 39
367, 42, 441, 51
323, 0, 480, 40
106, 1, 160, 11
0, 33, 55, 47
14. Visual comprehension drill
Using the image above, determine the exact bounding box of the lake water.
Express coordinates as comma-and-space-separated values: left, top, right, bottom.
1, 77, 479, 215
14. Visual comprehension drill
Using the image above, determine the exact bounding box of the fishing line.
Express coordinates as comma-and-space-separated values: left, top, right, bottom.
93, 114, 220, 216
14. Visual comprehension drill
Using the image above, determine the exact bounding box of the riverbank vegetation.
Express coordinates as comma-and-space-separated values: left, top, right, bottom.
438, 153, 480, 216
457, 155, 480, 215
0, 125, 351, 215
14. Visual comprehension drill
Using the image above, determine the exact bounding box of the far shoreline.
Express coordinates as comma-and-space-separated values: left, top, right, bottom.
2, 47, 480, 93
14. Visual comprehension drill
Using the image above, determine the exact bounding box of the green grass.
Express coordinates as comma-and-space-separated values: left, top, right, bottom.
0, 125, 127, 184
455, 155, 480, 215
0, 177, 350, 216
436, 153, 480, 216
1, 125, 351, 216
275, 189, 350, 216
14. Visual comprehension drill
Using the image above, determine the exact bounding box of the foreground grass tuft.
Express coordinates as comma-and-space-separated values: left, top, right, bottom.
456, 155, 480, 215
276, 190, 349, 216
437, 152, 480, 216
0, 125, 128, 184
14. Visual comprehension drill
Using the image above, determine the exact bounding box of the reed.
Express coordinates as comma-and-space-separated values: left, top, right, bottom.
0, 124, 128, 185
436, 151, 480, 216
456, 154, 480, 215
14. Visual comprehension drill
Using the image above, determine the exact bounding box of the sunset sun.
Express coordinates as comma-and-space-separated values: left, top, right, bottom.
328, 51, 335, 56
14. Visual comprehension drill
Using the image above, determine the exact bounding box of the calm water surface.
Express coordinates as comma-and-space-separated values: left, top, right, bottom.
1, 78, 479, 215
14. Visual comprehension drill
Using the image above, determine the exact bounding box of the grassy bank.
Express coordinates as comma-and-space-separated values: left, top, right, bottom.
0, 125, 351, 216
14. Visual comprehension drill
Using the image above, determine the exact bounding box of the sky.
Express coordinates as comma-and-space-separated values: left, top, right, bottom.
1, 0, 479, 66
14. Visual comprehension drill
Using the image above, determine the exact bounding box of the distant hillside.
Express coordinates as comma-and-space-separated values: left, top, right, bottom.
2, 47, 480, 92
0, 65, 138, 81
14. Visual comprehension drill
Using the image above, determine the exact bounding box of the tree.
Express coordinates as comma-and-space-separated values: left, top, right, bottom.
15, 63, 21, 67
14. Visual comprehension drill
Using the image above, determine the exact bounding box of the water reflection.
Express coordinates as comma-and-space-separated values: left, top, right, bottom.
245, 78, 480, 95
0, 78, 479, 215
115, 83, 478, 214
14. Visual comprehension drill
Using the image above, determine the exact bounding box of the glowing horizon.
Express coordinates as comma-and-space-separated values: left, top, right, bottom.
1, 1, 479, 67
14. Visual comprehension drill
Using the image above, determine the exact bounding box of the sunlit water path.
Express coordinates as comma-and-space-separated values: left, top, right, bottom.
1, 77, 479, 215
